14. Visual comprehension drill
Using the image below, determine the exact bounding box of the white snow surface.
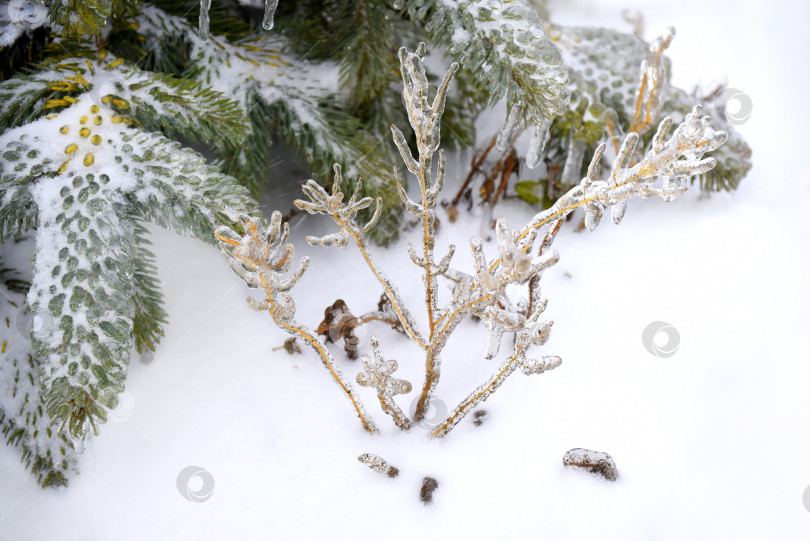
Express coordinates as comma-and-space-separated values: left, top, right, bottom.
2, 0, 810, 539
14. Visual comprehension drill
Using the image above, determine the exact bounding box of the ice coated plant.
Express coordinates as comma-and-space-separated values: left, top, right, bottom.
217, 44, 728, 439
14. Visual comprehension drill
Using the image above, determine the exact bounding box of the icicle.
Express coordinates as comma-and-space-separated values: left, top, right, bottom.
496, 107, 521, 152
525, 117, 552, 169
199, 0, 211, 41
262, 0, 280, 30
560, 133, 586, 186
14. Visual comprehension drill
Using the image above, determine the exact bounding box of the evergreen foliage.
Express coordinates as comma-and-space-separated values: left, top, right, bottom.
0, 43, 262, 483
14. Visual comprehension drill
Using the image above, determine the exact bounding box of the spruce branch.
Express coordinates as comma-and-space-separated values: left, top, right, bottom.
130, 220, 167, 355
522, 23, 752, 202
406, 0, 570, 144
331, 0, 401, 105
47, 0, 113, 38
0, 71, 261, 450
0, 253, 78, 487
134, 3, 404, 244
0, 48, 249, 145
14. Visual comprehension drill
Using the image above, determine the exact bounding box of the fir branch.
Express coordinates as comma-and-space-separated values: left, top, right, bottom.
0, 26, 54, 82
48, 0, 113, 38
0, 49, 250, 150
0, 254, 78, 487
331, 0, 401, 105
130, 220, 167, 354
406, 0, 570, 127
152, 0, 255, 40
0, 187, 38, 241
0, 88, 261, 443
123, 72, 249, 148
0, 69, 68, 132
135, 3, 403, 243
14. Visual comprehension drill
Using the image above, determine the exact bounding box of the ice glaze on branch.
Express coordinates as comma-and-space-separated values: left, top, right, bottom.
215, 213, 379, 434
484, 105, 728, 275
390, 45, 464, 421
392, 44, 459, 343
226, 44, 728, 441
294, 165, 427, 349
357, 336, 412, 430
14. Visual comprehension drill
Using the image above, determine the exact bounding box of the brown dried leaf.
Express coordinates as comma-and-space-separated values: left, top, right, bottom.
420, 476, 439, 505
272, 337, 302, 355
316, 299, 362, 360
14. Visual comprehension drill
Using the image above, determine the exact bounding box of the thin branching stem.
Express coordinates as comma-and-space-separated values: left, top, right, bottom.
344, 223, 428, 349
267, 44, 728, 442
271, 302, 380, 435
431, 351, 521, 438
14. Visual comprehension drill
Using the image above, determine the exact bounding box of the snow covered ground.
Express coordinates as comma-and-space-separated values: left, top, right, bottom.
2, 0, 810, 539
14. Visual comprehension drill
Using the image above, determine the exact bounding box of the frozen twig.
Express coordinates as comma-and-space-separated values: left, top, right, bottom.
358, 453, 399, 478
629, 27, 675, 134
224, 44, 727, 444
563, 448, 618, 481
215, 213, 379, 434
294, 165, 427, 349
356, 337, 412, 430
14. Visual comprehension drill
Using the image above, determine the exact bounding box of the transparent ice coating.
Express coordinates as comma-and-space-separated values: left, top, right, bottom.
525, 117, 552, 169
563, 448, 618, 481
198, 0, 211, 41
216, 213, 379, 435
217, 45, 730, 442
496, 107, 521, 152
356, 336, 412, 430
358, 453, 399, 478
560, 133, 586, 187
262, 0, 280, 30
